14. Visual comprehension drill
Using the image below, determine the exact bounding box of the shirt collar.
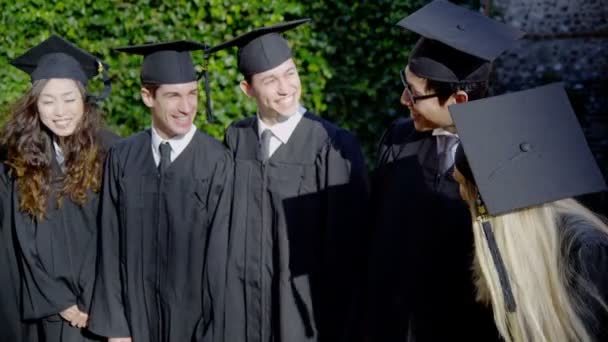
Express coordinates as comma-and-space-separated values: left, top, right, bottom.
151, 124, 197, 156
432, 127, 458, 138
257, 105, 306, 144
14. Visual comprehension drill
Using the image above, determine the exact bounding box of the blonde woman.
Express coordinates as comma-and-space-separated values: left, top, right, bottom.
449, 83, 608, 342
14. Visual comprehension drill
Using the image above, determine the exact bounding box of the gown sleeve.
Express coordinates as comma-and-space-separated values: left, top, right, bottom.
14, 190, 77, 319
197, 149, 234, 341
0, 163, 39, 340
88, 147, 131, 337
318, 129, 370, 341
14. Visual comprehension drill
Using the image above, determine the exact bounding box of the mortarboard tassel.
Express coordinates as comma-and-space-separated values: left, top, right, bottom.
200, 54, 213, 124
477, 195, 517, 312
87, 60, 112, 103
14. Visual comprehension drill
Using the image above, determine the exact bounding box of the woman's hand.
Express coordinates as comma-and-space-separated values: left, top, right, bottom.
59, 304, 88, 328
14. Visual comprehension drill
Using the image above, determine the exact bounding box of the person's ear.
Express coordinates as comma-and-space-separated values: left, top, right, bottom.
454, 90, 469, 104
239, 80, 255, 98
141, 87, 155, 108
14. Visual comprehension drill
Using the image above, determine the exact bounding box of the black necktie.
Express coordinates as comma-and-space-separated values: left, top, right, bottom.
260, 129, 272, 163
438, 135, 459, 174
158, 142, 171, 175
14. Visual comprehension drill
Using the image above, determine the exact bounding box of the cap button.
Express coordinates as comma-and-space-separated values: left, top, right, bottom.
519, 142, 532, 152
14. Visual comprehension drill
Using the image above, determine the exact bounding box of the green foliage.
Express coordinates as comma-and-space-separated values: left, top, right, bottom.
0, 0, 431, 164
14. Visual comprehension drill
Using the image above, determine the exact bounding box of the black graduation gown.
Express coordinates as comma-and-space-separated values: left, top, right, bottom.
8, 130, 119, 342
366, 118, 500, 341
89, 129, 232, 342
223, 111, 369, 342
0, 162, 39, 342
561, 214, 608, 341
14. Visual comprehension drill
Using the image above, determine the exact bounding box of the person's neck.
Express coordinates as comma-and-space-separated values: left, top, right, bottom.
152, 120, 181, 140
442, 125, 457, 134
259, 110, 291, 127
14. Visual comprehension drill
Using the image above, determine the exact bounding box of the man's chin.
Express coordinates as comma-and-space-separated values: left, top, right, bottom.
169, 121, 193, 135
274, 108, 298, 121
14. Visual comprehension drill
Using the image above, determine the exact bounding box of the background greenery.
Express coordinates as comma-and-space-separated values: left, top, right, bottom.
1, 0, 606, 198
0, 0, 462, 163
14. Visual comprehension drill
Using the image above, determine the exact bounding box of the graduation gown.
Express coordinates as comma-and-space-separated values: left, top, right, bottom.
223, 111, 369, 342
561, 213, 608, 341
6, 130, 118, 342
89, 129, 232, 342
0, 161, 39, 342
366, 118, 499, 341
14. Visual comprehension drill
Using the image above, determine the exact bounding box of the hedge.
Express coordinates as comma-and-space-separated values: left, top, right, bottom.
2, 0, 465, 164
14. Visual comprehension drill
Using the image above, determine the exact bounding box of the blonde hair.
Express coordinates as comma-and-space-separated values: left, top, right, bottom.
460, 178, 608, 342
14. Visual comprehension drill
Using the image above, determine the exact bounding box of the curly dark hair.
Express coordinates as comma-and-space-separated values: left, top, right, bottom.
2, 79, 106, 221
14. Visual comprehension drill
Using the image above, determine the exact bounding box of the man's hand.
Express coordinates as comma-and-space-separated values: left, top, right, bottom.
59, 305, 88, 329
108, 338, 132, 342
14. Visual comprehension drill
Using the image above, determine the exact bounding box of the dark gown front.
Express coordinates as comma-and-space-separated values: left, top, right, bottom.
89, 129, 232, 342
223, 111, 369, 342
366, 118, 500, 341
0, 160, 39, 342
5, 130, 118, 342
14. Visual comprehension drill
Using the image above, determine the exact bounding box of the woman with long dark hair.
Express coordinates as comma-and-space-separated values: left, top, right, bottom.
1, 35, 117, 342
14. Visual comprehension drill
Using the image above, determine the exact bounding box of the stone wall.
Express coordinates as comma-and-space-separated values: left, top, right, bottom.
489, 0, 608, 211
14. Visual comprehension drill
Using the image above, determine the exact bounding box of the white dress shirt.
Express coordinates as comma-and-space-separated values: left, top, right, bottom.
257, 105, 306, 158
432, 127, 459, 158
150, 124, 197, 166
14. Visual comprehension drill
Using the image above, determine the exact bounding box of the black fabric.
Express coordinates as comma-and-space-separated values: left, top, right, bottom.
449, 83, 607, 216
259, 129, 273, 163
40, 315, 103, 342
454, 143, 474, 184
408, 38, 491, 83
222, 111, 369, 342
0, 160, 40, 342
10, 35, 111, 101
10, 35, 106, 85
158, 142, 171, 175
365, 118, 500, 341
114, 40, 207, 84
481, 220, 516, 312
560, 214, 608, 342
89, 129, 232, 342
206, 19, 310, 76
2, 130, 119, 342
397, 0, 524, 82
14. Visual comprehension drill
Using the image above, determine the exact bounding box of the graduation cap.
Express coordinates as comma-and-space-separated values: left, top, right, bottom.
114, 40, 208, 85
114, 40, 211, 120
450, 82, 607, 312
10, 34, 111, 101
206, 18, 311, 77
396, 0, 525, 83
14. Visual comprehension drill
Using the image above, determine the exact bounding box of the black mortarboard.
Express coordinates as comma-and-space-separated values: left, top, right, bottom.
206, 18, 311, 77
10, 34, 111, 101
451, 83, 606, 215
397, 0, 525, 82
450, 83, 606, 313
114, 40, 208, 85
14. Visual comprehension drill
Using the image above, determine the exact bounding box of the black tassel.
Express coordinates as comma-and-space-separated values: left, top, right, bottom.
480, 217, 517, 312
87, 61, 111, 103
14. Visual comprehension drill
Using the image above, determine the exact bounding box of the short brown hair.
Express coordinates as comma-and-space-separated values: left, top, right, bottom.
426, 79, 489, 105
142, 83, 160, 97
